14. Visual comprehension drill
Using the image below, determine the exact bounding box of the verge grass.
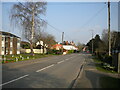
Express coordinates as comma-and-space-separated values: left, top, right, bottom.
1, 54, 52, 64
93, 57, 117, 73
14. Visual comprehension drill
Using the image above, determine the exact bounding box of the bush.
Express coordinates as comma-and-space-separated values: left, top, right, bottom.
68, 50, 74, 54
103, 55, 113, 66
47, 49, 62, 55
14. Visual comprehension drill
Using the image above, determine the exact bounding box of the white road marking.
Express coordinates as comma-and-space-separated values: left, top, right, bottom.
36, 64, 54, 72
57, 60, 64, 64
65, 58, 69, 61
0, 74, 29, 86
70, 57, 73, 58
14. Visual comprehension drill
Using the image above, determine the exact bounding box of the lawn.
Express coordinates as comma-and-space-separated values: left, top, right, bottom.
100, 76, 120, 88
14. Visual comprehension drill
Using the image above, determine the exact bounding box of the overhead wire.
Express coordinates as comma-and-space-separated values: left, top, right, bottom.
15, 1, 107, 43
75, 4, 107, 33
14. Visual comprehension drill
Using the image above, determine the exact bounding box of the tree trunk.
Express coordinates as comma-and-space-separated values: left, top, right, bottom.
43, 44, 45, 54
30, 40, 34, 56
30, 6, 35, 56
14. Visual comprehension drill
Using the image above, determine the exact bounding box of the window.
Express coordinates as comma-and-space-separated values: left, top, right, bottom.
10, 38, 13, 47
2, 47, 4, 51
2, 37, 4, 41
10, 38, 13, 42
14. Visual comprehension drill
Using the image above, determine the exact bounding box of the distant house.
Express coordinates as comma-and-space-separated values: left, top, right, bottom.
51, 44, 63, 50
62, 45, 78, 55
82, 46, 88, 52
36, 41, 48, 54
21, 40, 48, 54
63, 45, 78, 51
0, 31, 21, 55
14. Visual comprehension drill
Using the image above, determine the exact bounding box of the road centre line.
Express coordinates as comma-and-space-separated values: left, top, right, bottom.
36, 64, 54, 72
36, 56, 77, 72
57, 60, 64, 64
65, 58, 69, 61
0, 74, 29, 87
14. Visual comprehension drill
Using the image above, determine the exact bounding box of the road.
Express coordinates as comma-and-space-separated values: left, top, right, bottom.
1, 53, 88, 88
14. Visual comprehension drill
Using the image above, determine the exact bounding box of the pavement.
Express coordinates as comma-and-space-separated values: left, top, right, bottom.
73, 54, 120, 88
1, 53, 86, 88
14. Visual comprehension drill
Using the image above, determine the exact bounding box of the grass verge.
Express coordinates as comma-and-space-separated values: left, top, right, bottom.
1, 54, 54, 64
93, 57, 117, 73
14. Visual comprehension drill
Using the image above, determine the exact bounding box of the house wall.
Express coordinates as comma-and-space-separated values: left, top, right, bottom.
10, 37, 13, 54
8, 37, 10, 55
12, 37, 17, 54
1, 36, 5, 55
17, 38, 20, 54
0, 31, 21, 55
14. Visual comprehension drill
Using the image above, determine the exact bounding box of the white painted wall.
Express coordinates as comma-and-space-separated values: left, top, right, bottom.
17, 51, 20, 54
1, 51, 4, 55
10, 51, 12, 54
21, 49, 47, 54
63, 45, 78, 50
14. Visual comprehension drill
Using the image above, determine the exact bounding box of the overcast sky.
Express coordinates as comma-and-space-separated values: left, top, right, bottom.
0, 1, 118, 44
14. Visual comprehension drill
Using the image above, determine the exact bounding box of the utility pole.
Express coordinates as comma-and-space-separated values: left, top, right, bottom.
62, 32, 64, 54
108, 0, 111, 56
62, 32, 64, 44
91, 30, 94, 54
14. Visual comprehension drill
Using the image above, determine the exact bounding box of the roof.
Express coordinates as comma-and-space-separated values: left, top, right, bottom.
0, 31, 20, 38
52, 44, 63, 48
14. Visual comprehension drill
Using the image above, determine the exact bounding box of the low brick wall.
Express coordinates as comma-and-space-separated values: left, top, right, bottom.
112, 53, 120, 73
118, 53, 120, 73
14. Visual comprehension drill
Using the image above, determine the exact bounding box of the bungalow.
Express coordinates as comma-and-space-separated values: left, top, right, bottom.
63, 45, 78, 54
0, 31, 21, 55
21, 40, 48, 54
63, 45, 78, 50
51, 44, 63, 50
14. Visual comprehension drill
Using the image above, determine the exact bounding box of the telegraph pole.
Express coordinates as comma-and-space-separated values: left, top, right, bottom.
108, 0, 111, 56
62, 32, 64, 54
62, 32, 64, 44
91, 30, 94, 54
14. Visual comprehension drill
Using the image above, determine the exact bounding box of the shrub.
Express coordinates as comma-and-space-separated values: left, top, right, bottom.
68, 50, 74, 54
47, 49, 62, 55
103, 55, 113, 66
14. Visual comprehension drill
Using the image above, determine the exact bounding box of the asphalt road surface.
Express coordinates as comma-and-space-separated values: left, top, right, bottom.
1, 53, 88, 88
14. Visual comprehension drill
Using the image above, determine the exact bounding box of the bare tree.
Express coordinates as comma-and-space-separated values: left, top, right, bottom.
35, 31, 56, 47
77, 42, 84, 51
10, 1, 47, 55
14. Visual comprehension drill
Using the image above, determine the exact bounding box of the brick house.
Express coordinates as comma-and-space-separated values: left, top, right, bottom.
0, 31, 21, 55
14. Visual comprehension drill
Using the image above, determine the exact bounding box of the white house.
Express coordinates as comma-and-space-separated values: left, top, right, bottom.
62, 45, 78, 55
63, 45, 78, 50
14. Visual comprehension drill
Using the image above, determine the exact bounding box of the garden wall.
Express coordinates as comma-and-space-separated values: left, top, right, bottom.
112, 53, 120, 73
